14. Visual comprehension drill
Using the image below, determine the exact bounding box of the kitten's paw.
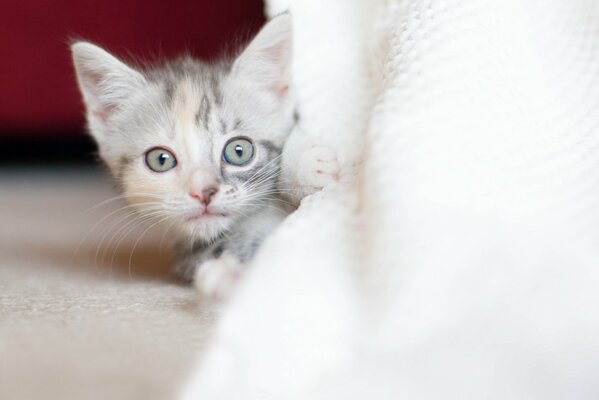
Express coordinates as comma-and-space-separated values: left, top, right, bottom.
195, 253, 243, 299
281, 131, 343, 203
297, 145, 341, 190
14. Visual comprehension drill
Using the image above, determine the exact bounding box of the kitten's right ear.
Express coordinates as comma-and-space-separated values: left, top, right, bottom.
71, 42, 145, 137
232, 14, 292, 99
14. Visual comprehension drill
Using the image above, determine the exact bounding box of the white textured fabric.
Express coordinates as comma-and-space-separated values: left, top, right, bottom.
183, 1, 599, 399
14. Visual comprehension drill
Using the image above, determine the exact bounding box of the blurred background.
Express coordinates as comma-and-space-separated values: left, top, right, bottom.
0, 3, 265, 399
0, 0, 264, 164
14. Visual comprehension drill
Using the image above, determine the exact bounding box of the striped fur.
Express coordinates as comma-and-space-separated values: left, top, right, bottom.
72, 15, 295, 287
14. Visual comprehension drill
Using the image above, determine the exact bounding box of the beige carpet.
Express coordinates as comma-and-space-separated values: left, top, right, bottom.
0, 168, 213, 400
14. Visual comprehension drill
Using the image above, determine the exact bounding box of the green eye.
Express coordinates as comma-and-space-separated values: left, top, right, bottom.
223, 138, 254, 166
145, 147, 177, 172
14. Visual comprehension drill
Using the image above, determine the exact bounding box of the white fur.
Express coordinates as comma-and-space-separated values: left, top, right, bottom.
183, 1, 599, 399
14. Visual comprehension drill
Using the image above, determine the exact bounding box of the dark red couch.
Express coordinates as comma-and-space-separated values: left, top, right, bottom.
0, 0, 264, 136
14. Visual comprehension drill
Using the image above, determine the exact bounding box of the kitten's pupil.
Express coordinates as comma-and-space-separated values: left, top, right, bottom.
159, 153, 168, 165
235, 145, 243, 157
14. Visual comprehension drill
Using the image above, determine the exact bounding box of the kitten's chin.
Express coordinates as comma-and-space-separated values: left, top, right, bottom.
182, 215, 232, 243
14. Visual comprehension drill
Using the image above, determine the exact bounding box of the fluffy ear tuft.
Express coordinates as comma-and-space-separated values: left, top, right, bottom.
232, 14, 292, 98
71, 42, 145, 138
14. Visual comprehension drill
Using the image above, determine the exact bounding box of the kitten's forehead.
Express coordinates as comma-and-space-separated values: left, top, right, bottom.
133, 61, 226, 162
149, 57, 229, 98
146, 57, 278, 142
148, 60, 232, 140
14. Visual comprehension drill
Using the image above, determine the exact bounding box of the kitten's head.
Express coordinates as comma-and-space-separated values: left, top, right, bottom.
72, 15, 293, 242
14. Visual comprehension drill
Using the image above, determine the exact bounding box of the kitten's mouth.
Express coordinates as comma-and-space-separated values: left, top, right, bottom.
185, 210, 227, 222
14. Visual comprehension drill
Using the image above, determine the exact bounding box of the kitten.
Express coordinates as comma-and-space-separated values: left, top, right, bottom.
72, 15, 295, 297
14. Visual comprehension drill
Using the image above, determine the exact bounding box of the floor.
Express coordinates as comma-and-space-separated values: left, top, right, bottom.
0, 167, 214, 400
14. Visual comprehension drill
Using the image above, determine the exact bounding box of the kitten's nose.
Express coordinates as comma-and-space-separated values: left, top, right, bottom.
189, 170, 219, 205
190, 186, 218, 205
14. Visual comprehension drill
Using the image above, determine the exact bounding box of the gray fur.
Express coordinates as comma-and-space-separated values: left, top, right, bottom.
219, 118, 228, 134
233, 118, 243, 131
197, 94, 211, 130
259, 140, 283, 155
116, 155, 133, 180
210, 74, 224, 105
71, 15, 295, 286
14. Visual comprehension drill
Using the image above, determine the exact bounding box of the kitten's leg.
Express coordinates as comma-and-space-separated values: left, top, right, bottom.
175, 243, 243, 299
195, 252, 244, 299
173, 240, 214, 282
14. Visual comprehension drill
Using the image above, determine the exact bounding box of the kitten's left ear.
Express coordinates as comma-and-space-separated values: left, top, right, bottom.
232, 14, 292, 98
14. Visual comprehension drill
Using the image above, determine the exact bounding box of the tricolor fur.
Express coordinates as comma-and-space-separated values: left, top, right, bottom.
72, 15, 295, 293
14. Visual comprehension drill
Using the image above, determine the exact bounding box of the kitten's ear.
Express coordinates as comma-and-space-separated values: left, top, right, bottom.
71, 42, 145, 136
232, 14, 292, 98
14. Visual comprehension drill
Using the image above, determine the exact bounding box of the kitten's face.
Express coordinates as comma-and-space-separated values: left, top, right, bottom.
72, 16, 293, 242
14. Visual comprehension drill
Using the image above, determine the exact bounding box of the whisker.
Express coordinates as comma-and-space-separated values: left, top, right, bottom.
76, 202, 161, 265
96, 209, 157, 269
160, 219, 180, 250
242, 153, 283, 188
82, 192, 164, 215
127, 216, 172, 280
95, 211, 144, 271
107, 210, 171, 269
243, 168, 282, 191
95, 206, 167, 269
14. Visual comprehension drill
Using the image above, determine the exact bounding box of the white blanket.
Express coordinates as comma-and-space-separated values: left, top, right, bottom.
183, 1, 599, 398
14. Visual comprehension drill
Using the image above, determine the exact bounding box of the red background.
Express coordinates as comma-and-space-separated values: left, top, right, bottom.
0, 0, 264, 136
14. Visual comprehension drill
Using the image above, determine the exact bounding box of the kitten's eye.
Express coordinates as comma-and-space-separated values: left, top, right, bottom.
145, 147, 177, 172
223, 138, 254, 166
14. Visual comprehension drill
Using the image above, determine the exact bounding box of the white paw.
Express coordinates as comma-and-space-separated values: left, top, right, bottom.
194, 253, 243, 299
281, 130, 343, 203
297, 145, 341, 189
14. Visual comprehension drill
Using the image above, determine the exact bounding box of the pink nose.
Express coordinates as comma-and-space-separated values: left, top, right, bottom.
190, 186, 218, 205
